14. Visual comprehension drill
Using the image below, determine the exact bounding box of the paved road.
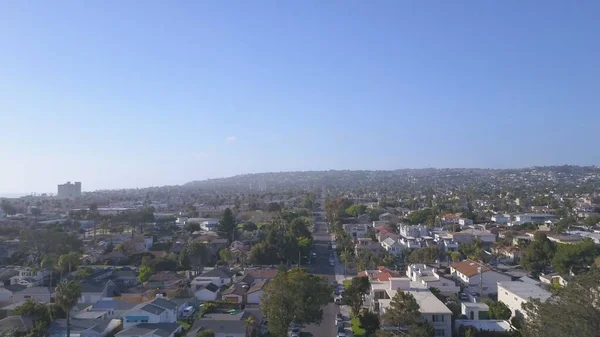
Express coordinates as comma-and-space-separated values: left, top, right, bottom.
302, 209, 352, 337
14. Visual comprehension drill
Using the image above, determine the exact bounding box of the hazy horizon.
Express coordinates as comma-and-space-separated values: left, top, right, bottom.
2, 1, 599, 193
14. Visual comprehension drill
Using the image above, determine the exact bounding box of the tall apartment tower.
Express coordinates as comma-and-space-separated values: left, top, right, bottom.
57, 181, 82, 199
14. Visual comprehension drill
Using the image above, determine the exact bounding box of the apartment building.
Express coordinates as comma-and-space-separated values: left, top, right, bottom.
370, 277, 452, 337
342, 223, 369, 239
514, 213, 557, 224
398, 224, 429, 239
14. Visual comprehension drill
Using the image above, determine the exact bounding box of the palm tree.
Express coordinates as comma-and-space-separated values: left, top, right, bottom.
40, 255, 56, 287
55, 280, 82, 337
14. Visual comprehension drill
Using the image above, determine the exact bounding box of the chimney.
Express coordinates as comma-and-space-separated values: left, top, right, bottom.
389, 277, 410, 290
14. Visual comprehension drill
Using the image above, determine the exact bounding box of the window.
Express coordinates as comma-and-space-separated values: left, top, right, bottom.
432, 314, 444, 322
435, 329, 445, 336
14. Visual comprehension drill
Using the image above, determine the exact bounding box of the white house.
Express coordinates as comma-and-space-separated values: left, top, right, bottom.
406, 264, 460, 296
450, 260, 511, 296
491, 214, 510, 224
497, 281, 551, 319
246, 279, 269, 304
342, 223, 369, 238
514, 213, 557, 224
398, 224, 429, 239
371, 277, 452, 337
84, 300, 138, 320
195, 283, 220, 302
122, 298, 178, 328
380, 237, 403, 255
191, 268, 233, 290
458, 218, 473, 226
461, 302, 490, 320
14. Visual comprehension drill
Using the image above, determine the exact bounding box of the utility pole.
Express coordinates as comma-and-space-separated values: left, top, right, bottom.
478, 266, 483, 301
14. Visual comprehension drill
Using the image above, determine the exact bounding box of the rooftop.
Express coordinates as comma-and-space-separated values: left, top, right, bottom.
451, 260, 492, 277
372, 280, 451, 314
455, 320, 512, 332
497, 281, 552, 302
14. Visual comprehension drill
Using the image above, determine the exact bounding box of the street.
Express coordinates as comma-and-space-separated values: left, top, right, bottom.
303, 209, 352, 337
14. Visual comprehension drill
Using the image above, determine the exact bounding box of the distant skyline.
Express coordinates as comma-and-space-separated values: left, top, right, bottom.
1, 1, 599, 193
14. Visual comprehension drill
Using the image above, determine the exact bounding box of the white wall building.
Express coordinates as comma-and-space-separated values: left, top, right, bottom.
497, 281, 551, 319
491, 214, 510, 224
398, 224, 429, 239
406, 264, 460, 296
450, 260, 511, 296
514, 213, 557, 224
57, 181, 82, 199
371, 278, 452, 337
342, 223, 369, 238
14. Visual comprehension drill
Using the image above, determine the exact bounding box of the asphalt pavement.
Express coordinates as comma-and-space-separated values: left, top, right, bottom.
302, 210, 352, 337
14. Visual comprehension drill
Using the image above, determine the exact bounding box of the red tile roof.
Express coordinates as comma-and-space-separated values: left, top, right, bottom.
451, 260, 491, 277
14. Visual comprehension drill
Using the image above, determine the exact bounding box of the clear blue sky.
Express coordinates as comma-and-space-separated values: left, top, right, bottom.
1, 1, 599, 194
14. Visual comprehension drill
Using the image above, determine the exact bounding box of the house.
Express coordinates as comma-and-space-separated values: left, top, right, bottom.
342, 223, 369, 239
79, 279, 116, 304
0, 287, 13, 302
539, 273, 570, 287
497, 281, 551, 319
147, 272, 184, 289
0, 315, 34, 335
112, 269, 138, 286
12, 286, 55, 303
450, 260, 511, 296
454, 320, 512, 335
188, 311, 255, 337
492, 246, 522, 264
514, 213, 557, 224
398, 224, 429, 239
230, 241, 247, 251
238, 269, 279, 285
221, 283, 248, 304
458, 218, 473, 226
246, 280, 268, 305
117, 323, 182, 337
355, 237, 382, 254
0, 269, 19, 287
438, 238, 459, 252
50, 317, 122, 337
379, 213, 398, 222
167, 297, 198, 318
406, 264, 460, 296
380, 237, 403, 255
358, 266, 402, 282
442, 213, 461, 225
491, 214, 510, 224
195, 283, 220, 302
85, 300, 138, 319
122, 297, 178, 328
370, 278, 452, 337
191, 268, 233, 289
460, 302, 490, 320
100, 251, 129, 265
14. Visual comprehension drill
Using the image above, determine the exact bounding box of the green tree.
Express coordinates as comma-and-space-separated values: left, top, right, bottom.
584, 214, 600, 227
521, 233, 555, 277
178, 249, 191, 269
55, 280, 82, 337
409, 322, 435, 337
0, 199, 17, 216
138, 265, 153, 282
485, 300, 512, 319
260, 268, 331, 337
407, 246, 440, 264
196, 330, 215, 337
346, 204, 367, 217
266, 202, 282, 212
187, 241, 210, 271
522, 266, 600, 337
551, 238, 599, 275
216, 208, 236, 241
219, 249, 233, 263
184, 222, 200, 233
382, 291, 421, 329
57, 252, 81, 275
359, 310, 380, 336
40, 254, 56, 286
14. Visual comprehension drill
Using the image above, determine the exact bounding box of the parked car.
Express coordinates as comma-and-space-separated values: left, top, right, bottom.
289, 327, 300, 337
334, 297, 341, 305
337, 325, 346, 337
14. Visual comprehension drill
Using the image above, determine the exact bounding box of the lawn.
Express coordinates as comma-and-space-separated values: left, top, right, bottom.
343, 279, 351, 289
350, 316, 365, 337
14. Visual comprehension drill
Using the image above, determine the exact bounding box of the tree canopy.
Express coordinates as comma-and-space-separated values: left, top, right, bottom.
551, 238, 598, 275
382, 291, 422, 332
216, 208, 236, 241
342, 276, 371, 315
407, 246, 440, 264
521, 233, 555, 277
522, 266, 600, 337
346, 204, 367, 217
260, 268, 331, 337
